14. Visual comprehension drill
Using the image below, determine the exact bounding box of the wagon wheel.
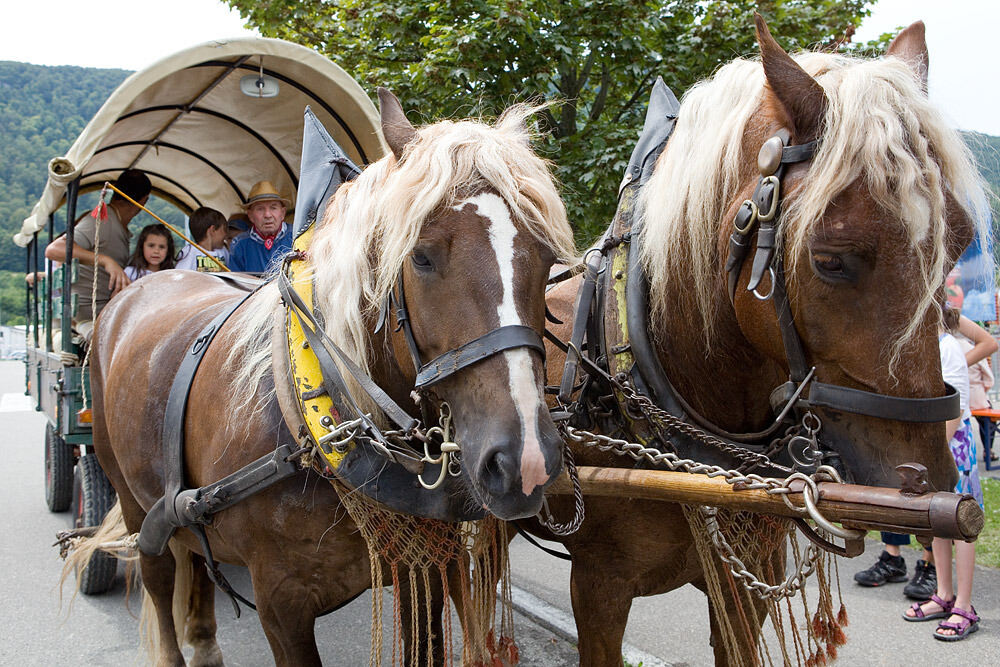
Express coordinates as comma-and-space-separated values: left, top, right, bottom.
44, 422, 74, 512
69, 454, 118, 595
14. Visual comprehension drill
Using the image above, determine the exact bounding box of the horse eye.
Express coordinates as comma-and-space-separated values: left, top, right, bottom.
812, 253, 844, 274
411, 252, 433, 271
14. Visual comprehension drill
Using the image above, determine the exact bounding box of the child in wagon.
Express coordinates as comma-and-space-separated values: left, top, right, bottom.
174, 207, 230, 272
124, 223, 176, 281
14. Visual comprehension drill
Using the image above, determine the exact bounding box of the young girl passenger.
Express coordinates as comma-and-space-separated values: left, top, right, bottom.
124, 224, 175, 281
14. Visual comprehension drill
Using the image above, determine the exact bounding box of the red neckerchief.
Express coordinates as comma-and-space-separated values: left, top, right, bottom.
262, 233, 278, 250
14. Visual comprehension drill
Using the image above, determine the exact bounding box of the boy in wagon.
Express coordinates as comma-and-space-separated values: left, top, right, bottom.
174, 206, 229, 272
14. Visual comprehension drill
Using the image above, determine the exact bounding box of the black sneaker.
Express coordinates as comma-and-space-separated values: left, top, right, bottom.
853, 551, 907, 586
904, 559, 937, 600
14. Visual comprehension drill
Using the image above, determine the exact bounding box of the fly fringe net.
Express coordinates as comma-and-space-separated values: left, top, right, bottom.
336, 483, 516, 666
683, 506, 848, 667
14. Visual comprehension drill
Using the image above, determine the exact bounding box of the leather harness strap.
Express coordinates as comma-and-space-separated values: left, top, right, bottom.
416, 324, 545, 387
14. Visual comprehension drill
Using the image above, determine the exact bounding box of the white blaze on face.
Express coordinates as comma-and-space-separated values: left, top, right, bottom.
462, 193, 548, 496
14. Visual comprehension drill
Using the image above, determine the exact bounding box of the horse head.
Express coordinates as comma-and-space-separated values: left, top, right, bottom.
641, 17, 987, 492
309, 90, 577, 519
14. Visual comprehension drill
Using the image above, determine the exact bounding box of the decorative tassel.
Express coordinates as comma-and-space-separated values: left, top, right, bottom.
811, 614, 826, 640
833, 625, 847, 646
826, 642, 838, 660
91, 199, 107, 221
837, 604, 848, 626
486, 629, 496, 654
499, 635, 519, 665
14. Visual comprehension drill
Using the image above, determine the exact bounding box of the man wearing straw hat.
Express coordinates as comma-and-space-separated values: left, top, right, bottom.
228, 180, 293, 273
44, 169, 150, 339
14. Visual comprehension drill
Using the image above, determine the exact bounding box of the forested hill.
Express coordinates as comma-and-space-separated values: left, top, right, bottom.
1, 60, 999, 273
0, 61, 130, 271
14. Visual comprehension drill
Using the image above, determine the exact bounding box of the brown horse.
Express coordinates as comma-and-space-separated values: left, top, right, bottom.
88, 91, 576, 666
533, 18, 987, 666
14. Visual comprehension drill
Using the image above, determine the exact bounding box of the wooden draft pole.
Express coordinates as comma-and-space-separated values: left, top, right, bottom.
546, 463, 984, 543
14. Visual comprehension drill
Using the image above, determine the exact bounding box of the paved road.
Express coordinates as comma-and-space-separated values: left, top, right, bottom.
0, 361, 576, 666
3, 359, 999, 665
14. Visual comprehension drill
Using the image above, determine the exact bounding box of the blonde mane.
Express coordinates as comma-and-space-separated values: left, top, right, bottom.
226, 106, 576, 422
640, 50, 989, 359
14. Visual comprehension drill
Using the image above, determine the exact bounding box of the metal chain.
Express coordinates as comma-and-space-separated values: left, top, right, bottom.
560, 423, 854, 600
613, 377, 791, 473
701, 505, 822, 600
560, 424, 791, 493
536, 440, 586, 536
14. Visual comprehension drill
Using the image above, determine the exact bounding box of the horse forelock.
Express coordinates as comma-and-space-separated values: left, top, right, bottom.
229, 108, 576, 424
640, 50, 989, 358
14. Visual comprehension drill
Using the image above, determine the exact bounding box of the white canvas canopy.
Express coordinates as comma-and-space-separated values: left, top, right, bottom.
14, 36, 386, 246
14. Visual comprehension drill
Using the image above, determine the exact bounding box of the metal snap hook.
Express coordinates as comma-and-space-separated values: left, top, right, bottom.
752, 266, 776, 301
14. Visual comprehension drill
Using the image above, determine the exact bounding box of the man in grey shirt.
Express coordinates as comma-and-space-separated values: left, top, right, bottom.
45, 169, 151, 338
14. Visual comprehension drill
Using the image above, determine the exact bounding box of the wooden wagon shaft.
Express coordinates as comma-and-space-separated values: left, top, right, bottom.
545, 465, 985, 541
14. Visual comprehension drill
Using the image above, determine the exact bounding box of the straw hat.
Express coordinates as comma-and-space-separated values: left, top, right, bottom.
242, 180, 291, 209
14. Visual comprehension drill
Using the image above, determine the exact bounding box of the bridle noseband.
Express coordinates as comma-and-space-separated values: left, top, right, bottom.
385, 272, 546, 392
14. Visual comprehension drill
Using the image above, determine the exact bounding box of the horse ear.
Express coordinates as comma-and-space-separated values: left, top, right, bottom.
755, 13, 827, 142
377, 87, 417, 160
886, 21, 929, 91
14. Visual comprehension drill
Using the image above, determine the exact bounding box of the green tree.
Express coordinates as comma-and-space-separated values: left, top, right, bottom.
227, 0, 872, 241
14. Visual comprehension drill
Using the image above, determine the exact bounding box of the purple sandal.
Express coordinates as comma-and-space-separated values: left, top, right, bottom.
934, 606, 979, 642
902, 594, 954, 622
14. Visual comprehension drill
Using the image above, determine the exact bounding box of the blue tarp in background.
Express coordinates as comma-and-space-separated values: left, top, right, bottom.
953, 209, 997, 322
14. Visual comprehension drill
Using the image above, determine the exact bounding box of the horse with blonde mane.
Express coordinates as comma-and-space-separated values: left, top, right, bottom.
87, 90, 576, 666
533, 17, 987, 665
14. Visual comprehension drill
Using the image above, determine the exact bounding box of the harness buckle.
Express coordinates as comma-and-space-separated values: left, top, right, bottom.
733, 199, 759, 236
755, 175, 781, 222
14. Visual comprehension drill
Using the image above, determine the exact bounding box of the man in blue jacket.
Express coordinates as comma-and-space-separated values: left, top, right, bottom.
229, 180, 293, 273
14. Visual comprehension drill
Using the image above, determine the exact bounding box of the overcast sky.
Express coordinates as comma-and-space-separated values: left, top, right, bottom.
2, 0, 998, 135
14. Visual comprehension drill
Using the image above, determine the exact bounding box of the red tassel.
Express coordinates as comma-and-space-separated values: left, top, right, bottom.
837, 604, 848, 626
833, 626, 847, 646
491, 659, 502, 667
91, 200, 107, 221
485, 629, 496, 654
812, 614, 826, 639
499, 636, 519, 664
815, 651, 828, 666
826, 642, 838, 660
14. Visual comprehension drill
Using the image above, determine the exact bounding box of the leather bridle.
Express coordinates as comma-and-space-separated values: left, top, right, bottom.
723, 131, 960, 429
385, 272, 546, 391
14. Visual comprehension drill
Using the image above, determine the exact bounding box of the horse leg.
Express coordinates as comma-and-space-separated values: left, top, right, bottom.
251, 577, 322, 667
569, 554, 634, 667
397, 565, 447, 666
247, 543, 370, 667
186, 553, 223, 667
692, 562, 770, 667
138, 547, 188, 667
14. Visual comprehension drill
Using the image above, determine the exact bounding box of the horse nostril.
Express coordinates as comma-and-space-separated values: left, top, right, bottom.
480, 449, 516, 497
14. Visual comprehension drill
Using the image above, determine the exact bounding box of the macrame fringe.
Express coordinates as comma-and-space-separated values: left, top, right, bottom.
335, 483, 516, 666
682, 505, 849, 666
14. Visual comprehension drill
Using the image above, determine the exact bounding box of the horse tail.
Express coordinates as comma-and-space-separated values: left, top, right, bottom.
139, 539, 194, 663
58, 498, 137, 603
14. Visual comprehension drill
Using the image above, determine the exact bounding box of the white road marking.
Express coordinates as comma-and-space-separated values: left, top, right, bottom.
463, 193, 548, 496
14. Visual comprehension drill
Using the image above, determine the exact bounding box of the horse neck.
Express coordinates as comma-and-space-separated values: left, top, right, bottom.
365, 323, 421, 418
652, 279, 786, 434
